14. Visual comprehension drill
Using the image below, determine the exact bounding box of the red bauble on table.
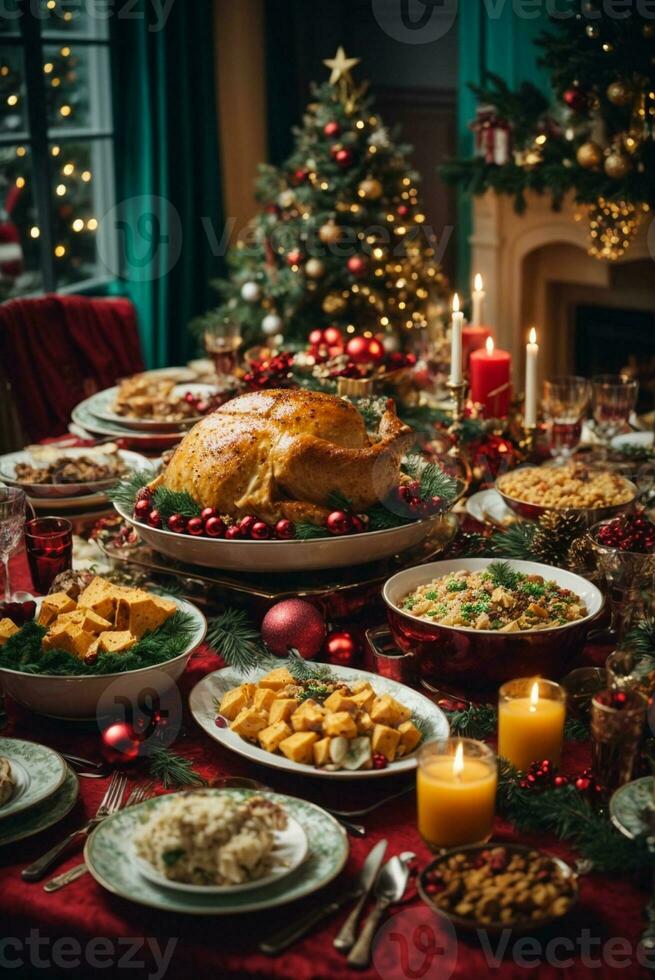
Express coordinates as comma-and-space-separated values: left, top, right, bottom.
275, 518, 295, 539
345, 335, 374, 363
205, 516, 225, 538
322, 325, 342, 347
308, 328, 324, 347
324, 629, 357, 666
101, 721, 141, 766
323, 120, 341, 138
326, 510, 352, 535
332, 146, 353, 168
261, 599, 326, 659
347, 255, 367, 277
366, 337, 385, 362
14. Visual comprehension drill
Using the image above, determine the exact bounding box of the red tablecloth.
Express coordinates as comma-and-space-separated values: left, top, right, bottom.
1, 553, 652, 980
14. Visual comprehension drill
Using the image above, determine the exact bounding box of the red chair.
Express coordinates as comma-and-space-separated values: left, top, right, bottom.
0, 294, 144, 447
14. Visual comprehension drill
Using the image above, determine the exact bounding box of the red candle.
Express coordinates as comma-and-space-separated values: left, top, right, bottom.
470, 337, 511, 417
462, 325, 492, 368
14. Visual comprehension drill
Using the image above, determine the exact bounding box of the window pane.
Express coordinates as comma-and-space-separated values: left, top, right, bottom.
50, 138, 114, 288
0, 47, 28, 139
45, 43, 111, 134
0, 0, 21, 36
39, 0, 110, 40
0, 145, 43, 298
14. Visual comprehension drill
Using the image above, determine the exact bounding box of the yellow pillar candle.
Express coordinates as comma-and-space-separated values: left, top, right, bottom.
417, 739, 497, 850
498, 678, 566, 772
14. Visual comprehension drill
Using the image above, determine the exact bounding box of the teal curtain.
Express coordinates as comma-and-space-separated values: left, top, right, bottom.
110, 1, 224, 367
456, 1, 552, 283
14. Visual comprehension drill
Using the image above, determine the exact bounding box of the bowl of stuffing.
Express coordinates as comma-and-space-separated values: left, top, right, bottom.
383, 558, 604, 690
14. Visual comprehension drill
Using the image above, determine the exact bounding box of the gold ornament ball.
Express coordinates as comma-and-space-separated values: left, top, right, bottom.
606, 80, 633, 107
576, 140, 603, 169
585, 24, 599, 39
318, 220, 342, 245
358, 177, 383, 200
305, 257, 326, 279
322, 292, 347, 315
604, 150, 631, 180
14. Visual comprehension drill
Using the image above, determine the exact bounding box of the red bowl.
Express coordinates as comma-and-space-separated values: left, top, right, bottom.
383, 558, 604, 692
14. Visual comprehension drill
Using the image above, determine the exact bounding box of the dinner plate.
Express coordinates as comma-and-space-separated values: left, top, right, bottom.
88, 383, 217, 431
0, 766, 79, 846
85, 788, 348, 914
133, 795, 308, 894
611, 431, 654, 452
465, 489, 516, 527
189, 663, 449, 779
0, 737, 67, 819
0, 448, 151, 499
609, 776, 654, 840
71, 401, 185, 449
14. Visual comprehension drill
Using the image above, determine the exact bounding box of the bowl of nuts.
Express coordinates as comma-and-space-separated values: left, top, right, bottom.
418, 843, 578, 934
496, 464, 637, 527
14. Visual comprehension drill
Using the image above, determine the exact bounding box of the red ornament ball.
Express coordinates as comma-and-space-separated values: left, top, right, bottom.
575, 776, 591, 792
324, 629, 356, 666
323, 120, 341, 138
286, 249, 303, 267
345, 335, 372, 363
205, 516, 225, 538
134, 498, 151, 521
322, 325, 342, 347
225, 525, 241, 540
167, 513, 187, 534
238, 515, 257, 537
293, 167, 309, 184
326, 510, 352, 535
396, 203, 410, 217
148, 508, 162, 528
333, 146, 353, 168
187, 517, 204, 536
563, 87, 587, 112
275, 518, 295, 539
261, 599, 326, 659
101, 721, 141, 765
347, 255, 367, 277
366, 337, 385, 362
251, 521, 271, 540
308, 328, 324, 347
201, 507, 216, 522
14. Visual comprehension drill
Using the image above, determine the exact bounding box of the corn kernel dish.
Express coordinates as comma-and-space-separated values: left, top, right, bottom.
497, 464, 634, 511
218, 667, 423, 771
400, 563, 587, 632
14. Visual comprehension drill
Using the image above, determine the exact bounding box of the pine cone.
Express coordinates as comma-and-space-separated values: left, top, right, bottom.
538, 511, 587, 542
531, 512, 588, 567
567, 534, 596, 574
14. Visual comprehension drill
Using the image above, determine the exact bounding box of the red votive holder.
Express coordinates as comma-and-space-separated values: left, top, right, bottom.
24, 518, 73, 594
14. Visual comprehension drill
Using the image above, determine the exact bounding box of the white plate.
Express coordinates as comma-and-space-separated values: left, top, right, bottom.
115, 500, 450, 573
0, 593, 206, 720
0, 737, 67, 820
87, 384, 216, 431
0, 448, 151, 499
189, 663, 449, 779
466, 489, 517, 527
133, 805, 308, 894
611, 431, 654, 451
71, 401, 185, 448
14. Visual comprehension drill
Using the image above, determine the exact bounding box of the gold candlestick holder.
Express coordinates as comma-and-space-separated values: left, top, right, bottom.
445, 377, 468, 457
520, 424, 537, 460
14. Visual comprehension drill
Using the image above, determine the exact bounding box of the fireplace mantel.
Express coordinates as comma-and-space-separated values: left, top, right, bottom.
470, 191, 654, 386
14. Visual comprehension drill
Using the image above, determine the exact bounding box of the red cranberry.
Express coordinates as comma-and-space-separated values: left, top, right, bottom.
187, 517, 204, 536
214, 716, 227, 728
205, 516, 225, 538
406, 480, 421, 498
251, 521, 271, 540
275, 518, 295, 539
372, 752, 387, 770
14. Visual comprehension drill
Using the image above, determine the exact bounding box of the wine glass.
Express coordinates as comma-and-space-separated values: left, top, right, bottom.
592, 374, 639, 459
0, 487, 26, 601
204, 317, 242, 385
543, 376, 590, 463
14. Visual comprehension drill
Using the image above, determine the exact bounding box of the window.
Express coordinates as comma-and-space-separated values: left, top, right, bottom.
0, 0, 115, 299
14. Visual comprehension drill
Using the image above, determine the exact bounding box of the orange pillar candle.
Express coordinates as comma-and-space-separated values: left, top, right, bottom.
470, 337, 511, 417
417, 739, 497, 850
498, 678, 566, 772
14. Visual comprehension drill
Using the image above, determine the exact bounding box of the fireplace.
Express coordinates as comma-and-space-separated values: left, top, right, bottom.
470, 191, 655, 415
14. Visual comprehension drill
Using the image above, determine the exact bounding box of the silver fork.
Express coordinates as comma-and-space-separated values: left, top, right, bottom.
42, 781, 155, 893
22, 771, 128, 882
326, 785, 414, 818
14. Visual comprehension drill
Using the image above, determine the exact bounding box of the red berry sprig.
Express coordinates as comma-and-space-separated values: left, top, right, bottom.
391, 480, 445, 520
595, 515, 655, 554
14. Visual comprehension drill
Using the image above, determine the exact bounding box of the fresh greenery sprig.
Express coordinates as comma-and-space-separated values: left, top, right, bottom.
444, 702, 588, 743
151, 488, 201, 521
403, 455, 460, 503
148, 748, 207, 789
206, 608, 274, 673
107, 469, 155, 510
486, 560, 521, 590
626, 618, 655, 657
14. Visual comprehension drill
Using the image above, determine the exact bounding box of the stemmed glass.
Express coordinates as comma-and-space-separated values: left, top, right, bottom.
592, 374, 639, 459
543, 376, 591, 463
204, 317, 242, 385
0, 487, 26, 601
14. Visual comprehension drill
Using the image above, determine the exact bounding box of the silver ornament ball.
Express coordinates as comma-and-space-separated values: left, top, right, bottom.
262, 313, 283, 336
240, 281, 260, 303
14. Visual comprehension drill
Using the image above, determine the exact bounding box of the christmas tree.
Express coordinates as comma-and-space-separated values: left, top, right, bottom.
199, 48, 446, 349
442, 2, 655, 260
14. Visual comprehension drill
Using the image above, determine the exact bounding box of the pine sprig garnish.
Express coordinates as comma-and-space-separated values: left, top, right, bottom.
626, 618, 655, 657
295, 520, 330, 539
564, 715, 589, 742
446, 703, 497, 739
107, 469, 156, 509
327, 489, 353, 512
488, 522, 537, 559
403, 455, 459, 503
148, 748, 207, 789
206, 608, 272, 672
151, 487, 201, 520
486, 560, 521, 589
285, 649, 335, 682
366, 503, 406, 531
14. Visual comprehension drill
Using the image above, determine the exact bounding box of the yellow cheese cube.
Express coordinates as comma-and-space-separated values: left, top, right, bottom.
278, 731, 319, 764
370, 694, 412, 727
230, 707, 269, 741
371, 723, 401, 762
290, 700, 325, 732
37, 592, 77, 626
397, 720, 422, 757
313, 736, 331, 767
218, 687, 251, 721
323, 711, 357, 739
257, 721, 293, 753
0, 618, 19, 645
323, 691, 358, 714
77, 577, 117, 623
351, 681, 373, 694
258, 667, 296, 690
76, 609, 112, 634
115, 595, 174, 638
350, 688, 375, 712
97, 631, 136, 654
356, 710, 374, 734
268, 698, 298, 725
43, 623, 96, 659
253, 688, 276, 713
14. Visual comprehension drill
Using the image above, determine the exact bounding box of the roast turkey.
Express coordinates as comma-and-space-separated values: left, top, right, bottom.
161, 388, 414, 524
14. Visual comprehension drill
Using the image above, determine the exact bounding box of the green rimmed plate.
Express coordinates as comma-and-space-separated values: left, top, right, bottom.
0, 766, 79, 847
610, 776, 654, 839
0, 738, 67, 820
84, 788, 348, 914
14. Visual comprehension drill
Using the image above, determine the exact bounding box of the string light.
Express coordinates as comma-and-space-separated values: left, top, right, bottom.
72, 219, 84, 232
15, 177, 25, 188
16, 146, 26, 157
7, 95, 18, 106
30, 227, 40, 239
59, 105, 72, 117
87, 219, 98, 231
51, 145, 60, 156
54, 245, 66, 257
0, 66, 8, 77
60, 47, 71, 57
44, 63, 54, 74
63, 163, 74, 175
56, 183, 66, 196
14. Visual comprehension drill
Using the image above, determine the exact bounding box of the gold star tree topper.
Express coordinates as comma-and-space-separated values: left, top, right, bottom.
323, 47, 366, 112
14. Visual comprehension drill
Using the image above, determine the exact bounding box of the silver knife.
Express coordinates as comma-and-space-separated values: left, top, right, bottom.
259, 838, 388, 956
333, 839, 388, 952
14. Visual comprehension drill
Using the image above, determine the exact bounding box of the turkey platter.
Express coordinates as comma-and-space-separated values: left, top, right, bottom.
159, 388, 414, 524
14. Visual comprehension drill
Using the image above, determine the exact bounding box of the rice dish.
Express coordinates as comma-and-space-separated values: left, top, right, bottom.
133, 793, 287, 886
